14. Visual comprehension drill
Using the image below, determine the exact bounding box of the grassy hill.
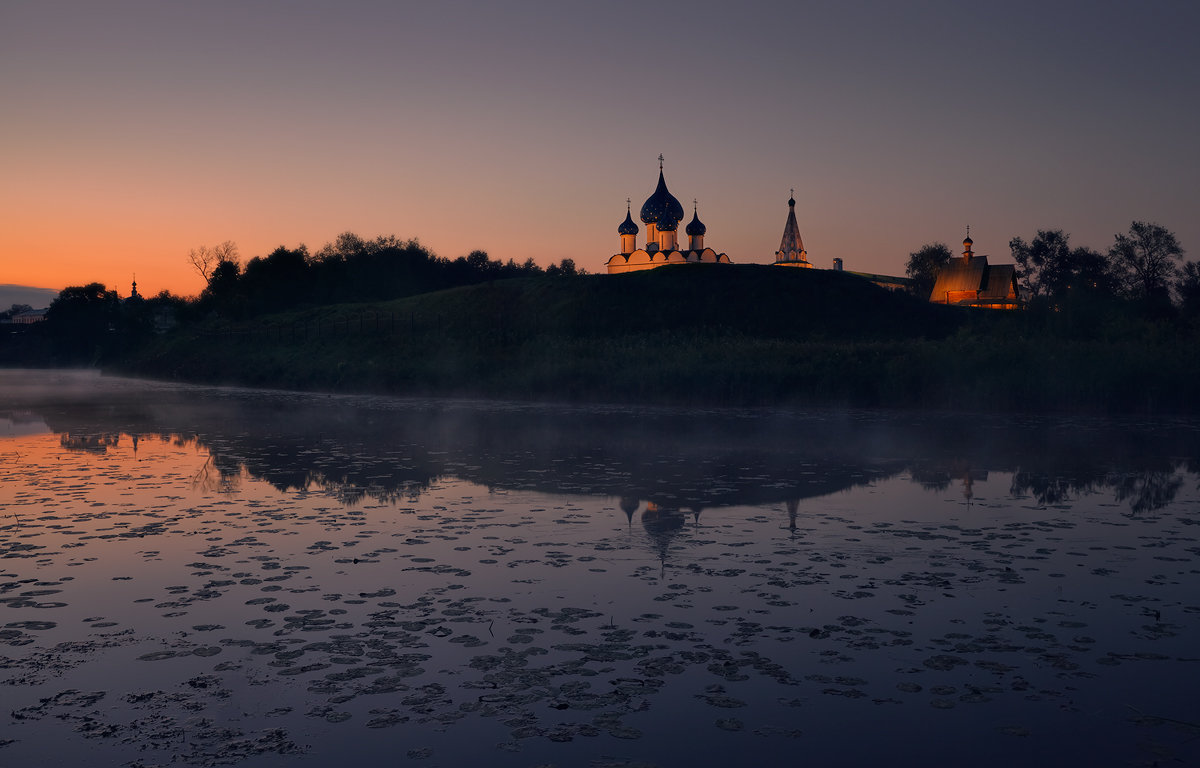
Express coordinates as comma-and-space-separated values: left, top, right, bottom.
119, 264, 1199, 413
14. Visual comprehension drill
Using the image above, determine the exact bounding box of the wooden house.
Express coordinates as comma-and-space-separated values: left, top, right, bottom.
929, 233, 1021, 309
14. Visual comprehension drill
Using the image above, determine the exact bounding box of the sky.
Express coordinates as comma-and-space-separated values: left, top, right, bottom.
2, 0, 1197, 299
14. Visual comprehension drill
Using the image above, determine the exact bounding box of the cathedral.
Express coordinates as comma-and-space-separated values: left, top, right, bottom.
606, 157, 732, 274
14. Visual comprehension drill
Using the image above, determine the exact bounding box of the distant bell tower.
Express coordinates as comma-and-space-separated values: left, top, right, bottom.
773, 190, 811, 267
962, 226, 974, 263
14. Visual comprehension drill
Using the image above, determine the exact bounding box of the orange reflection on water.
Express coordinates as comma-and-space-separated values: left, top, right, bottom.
1, 431, 216, 538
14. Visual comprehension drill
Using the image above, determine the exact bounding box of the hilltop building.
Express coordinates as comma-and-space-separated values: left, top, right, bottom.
773, 191, 811, 268
6, 308, 46, 325
841, 268, 912, 292
606, 157, 731, 274
771, 192, 912, 290
929, 231, 1021, 309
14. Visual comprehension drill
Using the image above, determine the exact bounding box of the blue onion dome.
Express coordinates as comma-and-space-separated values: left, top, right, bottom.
656, 214, 678, 232
618, 208, 639, 236
686, 206, 706, 236
640, 168, 685, 226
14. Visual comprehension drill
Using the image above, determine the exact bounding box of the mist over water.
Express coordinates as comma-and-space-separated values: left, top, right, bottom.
2, 370, 1199, 766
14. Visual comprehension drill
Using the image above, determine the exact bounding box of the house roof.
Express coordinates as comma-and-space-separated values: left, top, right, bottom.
980, 264, 1018, 300
929, 255, 1019, 303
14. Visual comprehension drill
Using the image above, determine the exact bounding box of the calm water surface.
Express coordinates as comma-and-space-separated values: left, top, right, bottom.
2, 370, 1199, 767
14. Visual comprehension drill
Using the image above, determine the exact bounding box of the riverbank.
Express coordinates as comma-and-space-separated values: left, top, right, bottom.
108, 266, 1200, 414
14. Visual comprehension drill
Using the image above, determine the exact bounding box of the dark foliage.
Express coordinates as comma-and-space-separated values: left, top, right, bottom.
1009, 230, 1119, 304
1109, 220, 1185, 305
0, 304, 34, 320
45, 283, 122, 362
192, 234, 581, 320
1176, 261, 1200, 319
10, 223, 1197, 415
905, 242, 952, 298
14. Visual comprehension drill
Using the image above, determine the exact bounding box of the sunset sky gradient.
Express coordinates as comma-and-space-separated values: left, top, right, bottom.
2, 0, 1197, 298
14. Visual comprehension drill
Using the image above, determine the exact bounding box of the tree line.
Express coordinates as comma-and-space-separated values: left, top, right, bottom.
191, 233, 583, 318
905, 220, 1194, 316
20, 233, 584, 364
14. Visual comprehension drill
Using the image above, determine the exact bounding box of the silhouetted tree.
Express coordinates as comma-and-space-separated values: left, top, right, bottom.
187, 241, 239, 282
453, 249, 503, 283
199, 259, 243, 315
1009, 230, 1117, 303
1065, 246, 1119, 295
1010, 230, 1067, 301
1109, 221, 1184, 303
241, 246, 312, 312
184, 232, 580, 319
1, 303, 33, 321
1175, 260, 1200, 318
904, 242, 952, 298
309, 233, 463, 304
45, 283, 121, 362
545, 258, 580, 277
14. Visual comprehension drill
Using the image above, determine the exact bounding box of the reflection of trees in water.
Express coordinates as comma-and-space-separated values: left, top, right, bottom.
195, 439, 432, 506
910, 461, 987, 503
60, 432, 120, 453
1010, 472, 1081, 506
192, 453, 243, 495
1009, 464, 1186, 515
26, 382, 1200, 517
1109, 469, 1184, 515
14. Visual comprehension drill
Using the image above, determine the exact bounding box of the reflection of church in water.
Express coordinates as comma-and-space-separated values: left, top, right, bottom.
620, 497, 703, 566
606, 156, 733, 274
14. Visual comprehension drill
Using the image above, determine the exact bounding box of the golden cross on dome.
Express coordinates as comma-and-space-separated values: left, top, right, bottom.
658, 153, 664, 170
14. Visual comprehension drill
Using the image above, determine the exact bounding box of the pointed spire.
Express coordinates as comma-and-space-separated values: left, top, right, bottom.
775, 191, 807, 264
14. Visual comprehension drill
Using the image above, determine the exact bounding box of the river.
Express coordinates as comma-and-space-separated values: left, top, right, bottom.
2, 369, 1198, 766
